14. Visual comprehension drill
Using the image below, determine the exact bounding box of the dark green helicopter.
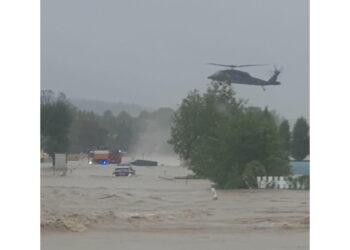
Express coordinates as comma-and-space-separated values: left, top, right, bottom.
207, 63, 282, 91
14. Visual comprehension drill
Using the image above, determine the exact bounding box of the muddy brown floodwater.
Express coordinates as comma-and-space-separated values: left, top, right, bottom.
41, 156, 309, 250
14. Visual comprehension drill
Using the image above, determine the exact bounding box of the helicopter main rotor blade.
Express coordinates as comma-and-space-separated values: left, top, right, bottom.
234, 64, 268, 68
207, 63, 237, 67
207, 63, 267, 68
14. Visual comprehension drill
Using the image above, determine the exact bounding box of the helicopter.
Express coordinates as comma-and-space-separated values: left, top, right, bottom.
207, 63, 282, 91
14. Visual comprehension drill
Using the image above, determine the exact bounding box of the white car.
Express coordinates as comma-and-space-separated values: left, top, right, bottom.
113, 166, 135, 177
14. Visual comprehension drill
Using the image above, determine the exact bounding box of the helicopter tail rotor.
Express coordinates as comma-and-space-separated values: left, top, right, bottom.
267, 65, 283, 85
273, 65, 283, 74
279, 66, 284, 73
270, 65, 283, 76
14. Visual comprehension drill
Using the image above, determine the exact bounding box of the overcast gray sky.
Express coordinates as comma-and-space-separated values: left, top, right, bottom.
42, 0, 309, 123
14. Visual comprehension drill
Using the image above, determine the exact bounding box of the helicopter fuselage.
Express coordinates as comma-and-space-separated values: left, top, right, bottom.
208, 69, 281, 86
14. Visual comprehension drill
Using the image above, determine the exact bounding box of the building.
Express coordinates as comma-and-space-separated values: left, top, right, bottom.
290, 160, 310, 175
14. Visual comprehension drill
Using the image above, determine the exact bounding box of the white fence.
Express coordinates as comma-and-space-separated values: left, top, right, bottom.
257, 176, 308, 190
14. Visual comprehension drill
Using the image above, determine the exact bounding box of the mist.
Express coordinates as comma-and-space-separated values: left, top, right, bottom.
131, 118, 175, 156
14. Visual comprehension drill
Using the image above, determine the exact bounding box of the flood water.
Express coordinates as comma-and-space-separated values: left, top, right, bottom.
41, 156, 309, 250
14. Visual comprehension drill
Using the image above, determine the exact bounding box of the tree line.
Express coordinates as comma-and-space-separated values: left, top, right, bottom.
40, 90, 175, 160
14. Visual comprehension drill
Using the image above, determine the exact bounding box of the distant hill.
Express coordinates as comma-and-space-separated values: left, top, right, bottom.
69, 98, 153, 117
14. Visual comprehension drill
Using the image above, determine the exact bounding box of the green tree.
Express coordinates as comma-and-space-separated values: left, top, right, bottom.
169, 83, 289, 188
263, 155, 290, 176
169, 89, 207, 160
41, 91, 73, 162
242, 161, 266, 188
169, 83, 243, 161
279, 119, 291, 154
68, 108, 142, 153
292, 117, 309, 160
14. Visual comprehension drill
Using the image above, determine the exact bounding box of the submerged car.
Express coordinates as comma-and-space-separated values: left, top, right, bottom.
113, 166, 135, 177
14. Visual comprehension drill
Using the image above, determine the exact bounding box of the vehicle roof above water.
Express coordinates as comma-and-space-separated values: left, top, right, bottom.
91, 150, 110, 154
115, 165, 133, 169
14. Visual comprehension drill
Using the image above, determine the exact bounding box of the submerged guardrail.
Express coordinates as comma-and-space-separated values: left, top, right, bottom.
257, 175, 309, 190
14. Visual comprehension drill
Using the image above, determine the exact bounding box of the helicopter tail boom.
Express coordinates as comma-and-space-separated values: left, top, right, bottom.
267, 68, 281, 85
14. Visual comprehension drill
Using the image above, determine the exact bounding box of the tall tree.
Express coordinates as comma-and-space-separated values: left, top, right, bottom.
169, 83, 289, 188
279, 119, 291, 154
41, 91, 73, 162
291, 117, 309, 160
169, 89, 206, 160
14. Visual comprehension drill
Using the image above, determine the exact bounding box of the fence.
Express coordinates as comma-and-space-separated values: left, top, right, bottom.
257, 175, 309, 190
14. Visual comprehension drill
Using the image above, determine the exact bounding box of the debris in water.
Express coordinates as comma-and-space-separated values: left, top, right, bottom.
211, 188, 218, 200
